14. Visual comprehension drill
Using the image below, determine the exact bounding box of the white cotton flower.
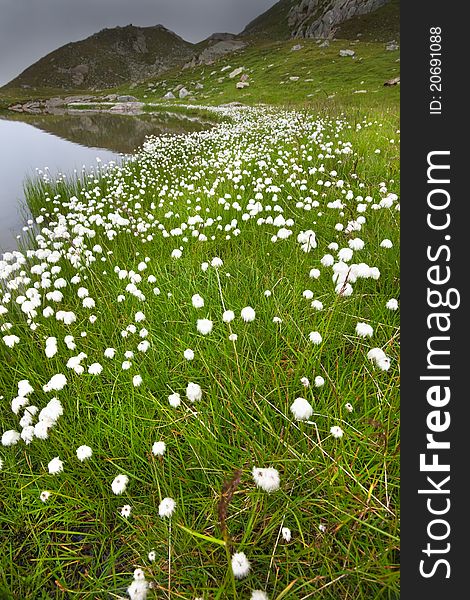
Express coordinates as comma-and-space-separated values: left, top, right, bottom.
273, 316, 282, 324
133, 375, 143, 387
171, 249, 182, 259
367, 347, 386, 362
281, 527, 292, 542
43, 373, 67, 392
11, 396, 29, 415
148, 550, 156, 562
309, 331, 322, 344
302, 289, 314, 300
127, 577, 149, 600
77, 287, 89, 299
40, 490, 51, 503
211, 257, 223, 268
111, 474, 129, 495
21, 426, 35, 444
338, 248, 353, 262
377, 356, 391, 371
76, 445, 92, 462
104, 347, 116, 358
309, 268, 321, 279
290, 397, 313, 421
158, 497, 176, 518
48, 457, 64, 474
152, 441, 166, 456
348, 238, 365, 250
135, 311, 146, 323
386, 298, 399, 311
184, 349, 195, 361
251, 591, 269, 600
168, 392, 181, 408
345, 402, 354, 412
137, 340, 150, 352
186, 382, 202, 402
18, 380, 34, 397
314, 376, 325, 387
355, 322, 374, 338
191, 294, 204, 308
241, 306, 256, 322
3, 335, 20, 348
228, 333, 238, 341
311, 300, 324, 311
120, 504, 132, 518
252, 467, 280, 492
122, 361, 132, 370
2, 430, 20, 446
380, 239, 393, 248
320, 254, 334, 267
88, 363, 103, 375
335, 282, 353, 297
201, 262, 209, 272
330, 426, 344, 439
223, 310, 235, 323
197, 319, 213, 335
300, 377, 310, 387
82, 297, 95, 309
264, 290, 272, 297
231, 552, 251, 579
45, 337, 58, 358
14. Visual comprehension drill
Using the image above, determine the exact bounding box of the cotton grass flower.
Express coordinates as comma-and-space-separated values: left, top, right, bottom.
290, 397, 313, 421
127, 569, 149, 600
2, 430, 20, 446
228, 333, 238, 341
184, 348, 195, 360
152, 441, 166, 456
40, 490, 51, 503
330, 425, 344, 438
241, 306, 256, 322
345, 402, 354, 412
120, 504, 132, 518
191, 294, 204, 308
48, 457, 64, 474
386, 298, 399, 310
309, 331, 322, 344
111, 474, 129, 495
300, 377, 310, 387
104, 347, 116, 358
196, 319, 213, 335
223, 309, 235, 323
380, 239, 393, 248
252, 467, 280, 492
76, 445, 92, 462
251, 591, 269, 600
355, 322, 374, 338
168, 392, 181, 407
133, 375, 143, 387
281, 527, 292, 542
158, 497, 176, 518
231, 552, 251, 579
148, 550, 156, 562
314, 376, 325, 387
43, 373, 67, 393
88, 363, 103, 375
186, 382, 202, 402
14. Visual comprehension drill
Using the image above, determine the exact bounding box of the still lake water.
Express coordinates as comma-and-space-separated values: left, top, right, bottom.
0, 110, 211, 252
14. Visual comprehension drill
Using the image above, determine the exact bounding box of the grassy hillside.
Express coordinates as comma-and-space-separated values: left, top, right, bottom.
241, 0, 297, 39
123, 38, 400, 111
4, 25, 195, 90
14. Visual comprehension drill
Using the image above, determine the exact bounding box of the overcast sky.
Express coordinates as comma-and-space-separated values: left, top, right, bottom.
0, 0, 277, 86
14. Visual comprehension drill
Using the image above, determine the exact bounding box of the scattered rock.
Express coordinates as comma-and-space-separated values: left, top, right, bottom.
236, 81, 250, 89
319, 40, 330, 48
179, 87, 190, 99
195, 82, 204, 90
103, 94, 118, 101
289, 76, 300, 81
384, 77, 400, 86
353, 90, 368, 94
240, 73, 250, 82
109, 102, 144, 114
339, 49, 355, 57
229, 67, 244, 79
173, 84, 184, 93
291, 44, 303, 51
386, 41, 399, 51
163, 91, 176, 99
116, 95, 138, 102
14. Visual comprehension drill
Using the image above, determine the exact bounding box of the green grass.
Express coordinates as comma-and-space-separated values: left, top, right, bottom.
0, 36, 399, 600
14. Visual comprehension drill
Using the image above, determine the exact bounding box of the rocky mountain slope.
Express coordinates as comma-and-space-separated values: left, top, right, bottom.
4, 24, 196, 90
242, 0, 398, 40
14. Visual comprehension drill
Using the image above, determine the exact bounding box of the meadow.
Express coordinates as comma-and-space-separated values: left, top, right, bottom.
0, 39, 400, 600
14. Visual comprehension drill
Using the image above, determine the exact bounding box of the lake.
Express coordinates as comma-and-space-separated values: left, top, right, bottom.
0, 110, 212, 252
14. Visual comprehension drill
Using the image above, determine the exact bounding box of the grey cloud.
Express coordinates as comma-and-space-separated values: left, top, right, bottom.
0, 0, 277, 86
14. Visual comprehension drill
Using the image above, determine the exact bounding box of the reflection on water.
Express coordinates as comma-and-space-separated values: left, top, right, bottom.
2, 109, 214, 154
0, 110, 215, 251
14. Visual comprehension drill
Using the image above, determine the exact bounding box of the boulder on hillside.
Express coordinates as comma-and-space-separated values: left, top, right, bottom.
116, 95, 138, 102
163, 91, 176, 99
179, 87, 190, 98
229, 67, 244, 79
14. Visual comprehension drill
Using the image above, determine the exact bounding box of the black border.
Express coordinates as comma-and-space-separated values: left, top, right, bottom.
401, 1, 466, 597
